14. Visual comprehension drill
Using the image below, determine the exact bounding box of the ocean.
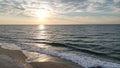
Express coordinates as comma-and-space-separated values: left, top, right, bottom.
0, 24, 120, 68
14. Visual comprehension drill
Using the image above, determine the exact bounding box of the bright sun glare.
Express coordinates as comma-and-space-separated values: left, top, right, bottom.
36, 10, 48, 19
39, 25, 45, 30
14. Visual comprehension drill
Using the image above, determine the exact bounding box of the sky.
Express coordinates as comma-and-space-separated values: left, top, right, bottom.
0, 0, 120, 25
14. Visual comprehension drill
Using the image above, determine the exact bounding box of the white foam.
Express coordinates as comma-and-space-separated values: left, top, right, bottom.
58, 53, 120, 68
0, 43, 21, 50
18, 44, 120, 68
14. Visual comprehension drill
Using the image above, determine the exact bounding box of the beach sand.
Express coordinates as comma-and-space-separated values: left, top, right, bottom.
0, 46, 83, 68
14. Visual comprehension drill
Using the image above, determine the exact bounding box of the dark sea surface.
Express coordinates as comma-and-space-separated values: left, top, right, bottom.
0, 24, 120, 68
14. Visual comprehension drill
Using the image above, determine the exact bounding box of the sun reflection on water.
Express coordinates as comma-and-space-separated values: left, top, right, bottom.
37, 25, 47, 39
24, 25, 59, 63
36, 25, 50, 49
24, 51, 54, 62
25, 25, 54, 62
38, 25, 45, 30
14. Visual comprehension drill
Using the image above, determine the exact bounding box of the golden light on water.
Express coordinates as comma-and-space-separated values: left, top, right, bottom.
39, 25, 45, 30
24, 51, 56, 62
37, 25, 48, 40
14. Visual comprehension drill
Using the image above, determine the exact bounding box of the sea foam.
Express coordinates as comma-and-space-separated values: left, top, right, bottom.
0, 39, 120, 68
17, 43, 120, 68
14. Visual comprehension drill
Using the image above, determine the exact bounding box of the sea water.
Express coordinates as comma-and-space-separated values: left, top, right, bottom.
0, 25, 120, 68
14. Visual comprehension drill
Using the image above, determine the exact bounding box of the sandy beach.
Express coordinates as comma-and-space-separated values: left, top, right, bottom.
0, 46, 83, 68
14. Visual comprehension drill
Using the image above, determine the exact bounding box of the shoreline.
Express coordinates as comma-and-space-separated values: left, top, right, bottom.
0, 46, 83, 68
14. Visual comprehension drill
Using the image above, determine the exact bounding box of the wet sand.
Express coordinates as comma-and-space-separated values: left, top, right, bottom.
0, 46, 83, 68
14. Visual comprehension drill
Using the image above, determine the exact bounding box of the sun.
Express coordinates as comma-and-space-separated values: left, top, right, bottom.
36, 10, 48, 19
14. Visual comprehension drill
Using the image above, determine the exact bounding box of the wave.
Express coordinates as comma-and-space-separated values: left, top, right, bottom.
15, 43, 120, 68
1, 36, 120, 68
0, 36, 120, 60
30, 42, 119, 59
73, 36, 90, 38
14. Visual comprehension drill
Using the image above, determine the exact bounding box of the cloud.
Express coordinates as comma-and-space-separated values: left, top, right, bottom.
0, 0, 120, 17
0, 0, 26, 16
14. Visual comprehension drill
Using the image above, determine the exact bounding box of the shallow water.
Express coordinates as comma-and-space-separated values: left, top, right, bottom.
0, 25, 120, 68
